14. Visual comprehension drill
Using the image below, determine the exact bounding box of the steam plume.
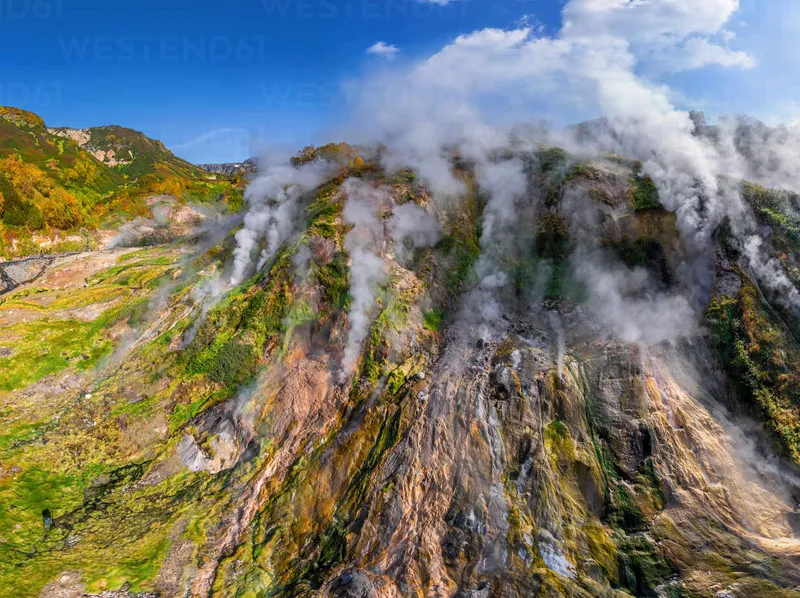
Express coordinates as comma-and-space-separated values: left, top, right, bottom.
231, 160, 332, 285
340, 178, 390, 375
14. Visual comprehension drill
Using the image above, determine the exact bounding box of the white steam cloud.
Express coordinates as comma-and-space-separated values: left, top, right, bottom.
390, 202, 440, 262
231, 160, 332, 285
107, 204, 173, 249
574, 249, 696, 345
234, 0, 798, 352
743, 235, 800, 310
340, 0, 797, 323
340, 178, 390, 375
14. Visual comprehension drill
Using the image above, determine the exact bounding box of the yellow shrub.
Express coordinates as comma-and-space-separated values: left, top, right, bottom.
39, 187, 82, 229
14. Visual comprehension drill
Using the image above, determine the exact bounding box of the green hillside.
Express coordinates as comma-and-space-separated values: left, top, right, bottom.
55, 124, 206, 181
0, 107, 244, 258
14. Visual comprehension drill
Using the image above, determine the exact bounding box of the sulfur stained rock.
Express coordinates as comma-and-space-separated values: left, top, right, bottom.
491, 365, 516, 401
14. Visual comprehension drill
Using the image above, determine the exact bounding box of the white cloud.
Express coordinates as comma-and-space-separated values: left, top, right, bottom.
367, 41, 399, 58
563, 0, 741, 45
656, 37, 756, 72
171, 127, 248, 151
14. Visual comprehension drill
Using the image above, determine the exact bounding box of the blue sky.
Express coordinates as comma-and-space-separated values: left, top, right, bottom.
0, 0, 796, 163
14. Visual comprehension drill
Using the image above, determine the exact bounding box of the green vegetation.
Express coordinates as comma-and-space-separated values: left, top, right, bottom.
422, 308, 444, 332
536, 212, 569, 260
84, 125, 204, 181
617, 534, 672, 595
290, 142, 364, 169
0, 253, 179, 391
629, 173, 662, 211
537, 146, 570, 174
4, 138, 800, 596
707, 280, 800, 462
434, 182, 482, 303
742, 183, 800, 290
202, 342, 259, 388
315, 253, 351, 310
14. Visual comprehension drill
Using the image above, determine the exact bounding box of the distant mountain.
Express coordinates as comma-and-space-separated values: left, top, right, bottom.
198, 158, 257, 176
49, 124, 206, 181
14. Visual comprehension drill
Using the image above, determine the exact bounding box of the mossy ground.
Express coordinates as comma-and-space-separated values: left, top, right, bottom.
0, 242, 236, 595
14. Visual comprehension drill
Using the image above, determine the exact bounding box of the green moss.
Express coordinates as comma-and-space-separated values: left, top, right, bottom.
0, 318, 111, 391
544, 259, 570, 301
536, 213, 569, 261
434, 183, 482, 303
83, 536, 171, 593
282, 298, 316, 352
608, 483, 648, 532
0, 462, 219, 597
615, 237, 660, 268
422, 308, 444, 332
544, 420, 576, 471
0, 467, 82, 547
315, 253, 351, 311
617, 534, 672, 596
582, 522, 619, 585
611, 237, 672, 285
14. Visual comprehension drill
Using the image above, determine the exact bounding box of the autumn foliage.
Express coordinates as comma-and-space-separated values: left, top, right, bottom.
0, 154, 84, 229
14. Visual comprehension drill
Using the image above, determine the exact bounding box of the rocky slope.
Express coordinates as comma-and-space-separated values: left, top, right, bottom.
1, 142, 800, 598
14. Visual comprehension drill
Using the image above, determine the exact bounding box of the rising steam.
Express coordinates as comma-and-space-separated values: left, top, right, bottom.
231, 160, 332, 285
340, 178, 390, 375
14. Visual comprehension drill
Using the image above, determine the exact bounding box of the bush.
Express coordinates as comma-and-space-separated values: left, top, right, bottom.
537, 147, 569, 174
629, 175, 661, 211
205, 343, 258, 388
316, 253, 351, 310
